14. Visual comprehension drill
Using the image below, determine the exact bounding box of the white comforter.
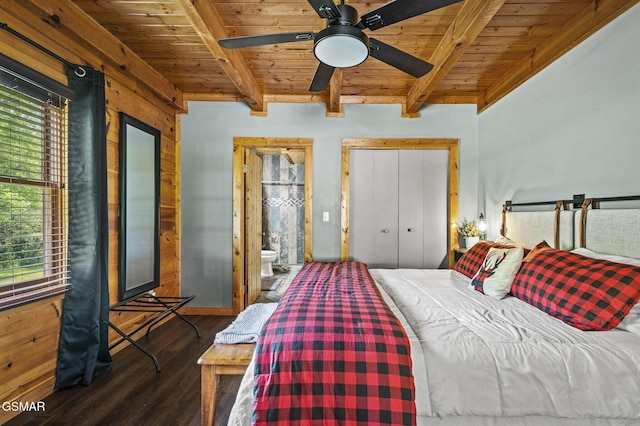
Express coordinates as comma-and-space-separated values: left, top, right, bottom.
370, 269, 640, 421
228, 269, 640, 425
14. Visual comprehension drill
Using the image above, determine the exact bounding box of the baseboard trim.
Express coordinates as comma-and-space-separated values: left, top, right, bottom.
182, 306, 234, 316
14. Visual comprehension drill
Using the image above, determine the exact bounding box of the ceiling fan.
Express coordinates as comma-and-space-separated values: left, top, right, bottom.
218, 0, 463, 92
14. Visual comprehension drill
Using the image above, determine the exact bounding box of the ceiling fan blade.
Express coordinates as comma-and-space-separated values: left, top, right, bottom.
306, 0, 342, 19
369, 38, 434, 78
360, 0, 463, 31
309, 62, 335, 92
219, 32, 314, 49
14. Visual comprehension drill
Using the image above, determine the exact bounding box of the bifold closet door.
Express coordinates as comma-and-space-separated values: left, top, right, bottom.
398, 150, 448, 269
349, 149, 449, 269
349, 150, 399, 268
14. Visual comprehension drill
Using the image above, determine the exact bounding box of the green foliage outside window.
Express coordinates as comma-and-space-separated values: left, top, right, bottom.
0, 86, 47, 285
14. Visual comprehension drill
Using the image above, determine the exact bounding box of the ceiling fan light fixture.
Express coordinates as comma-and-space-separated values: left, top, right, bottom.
314, 26, 369, 68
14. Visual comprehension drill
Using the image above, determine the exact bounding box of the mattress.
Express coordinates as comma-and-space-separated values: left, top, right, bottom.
228, 268, 640, 425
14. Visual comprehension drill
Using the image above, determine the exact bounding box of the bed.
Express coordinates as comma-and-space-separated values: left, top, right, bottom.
224, 196, 640, 425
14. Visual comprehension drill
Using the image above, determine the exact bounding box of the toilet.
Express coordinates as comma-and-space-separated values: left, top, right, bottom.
261, 250, 277, 277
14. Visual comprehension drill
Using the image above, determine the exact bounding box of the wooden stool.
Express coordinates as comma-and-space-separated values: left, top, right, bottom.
198, 343, 256, 426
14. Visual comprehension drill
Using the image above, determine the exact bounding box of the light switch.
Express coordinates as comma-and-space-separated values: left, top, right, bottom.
323, 211, 330, 222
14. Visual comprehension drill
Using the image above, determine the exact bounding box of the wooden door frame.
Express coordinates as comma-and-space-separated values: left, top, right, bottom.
232, 137, 313, 314
244, 148, 262, 307
340, 138, 459, 268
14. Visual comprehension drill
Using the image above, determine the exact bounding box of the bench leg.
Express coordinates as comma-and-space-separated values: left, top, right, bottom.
201, 364, 218, 426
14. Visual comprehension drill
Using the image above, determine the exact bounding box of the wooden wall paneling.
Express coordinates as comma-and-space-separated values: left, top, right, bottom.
0, 3, 181, 418
0, 7, 77, 84
106, 110, 122, 305
105, 78, 179, 329
17, 0, 183, 110
0, 297, 63, 424
0, 1, 183, 113
2, 329, 63, 391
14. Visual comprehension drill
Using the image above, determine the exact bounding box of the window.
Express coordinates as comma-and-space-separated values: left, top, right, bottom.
0, 58, 70, 310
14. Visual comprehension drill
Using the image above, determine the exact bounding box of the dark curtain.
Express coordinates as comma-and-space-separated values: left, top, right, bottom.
55, 66, 112, 389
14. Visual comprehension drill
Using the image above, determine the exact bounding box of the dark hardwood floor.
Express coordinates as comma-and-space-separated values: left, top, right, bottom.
6, 315, 244, 426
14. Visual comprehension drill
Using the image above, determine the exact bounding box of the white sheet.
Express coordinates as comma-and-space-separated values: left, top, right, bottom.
370, 268, 640, 423
227, 269, 640, 425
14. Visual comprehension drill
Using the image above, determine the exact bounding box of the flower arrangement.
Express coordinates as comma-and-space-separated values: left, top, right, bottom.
458, 219, 481, 237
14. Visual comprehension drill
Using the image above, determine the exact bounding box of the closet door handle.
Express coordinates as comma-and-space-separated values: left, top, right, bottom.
407, 228, 415, 232
380, 229, 390, 233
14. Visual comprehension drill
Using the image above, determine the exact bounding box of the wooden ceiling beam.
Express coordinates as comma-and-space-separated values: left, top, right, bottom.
17, 0, 184, 111
478, 0, 640, 113
327, 68, 344, 118
184, 92, 478, 108
404, 0, 506, 116
175, 0, 264, 113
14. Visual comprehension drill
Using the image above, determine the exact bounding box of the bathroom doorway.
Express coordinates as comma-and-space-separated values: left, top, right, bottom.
261, 152, 305, 279
232, 137, 313, 312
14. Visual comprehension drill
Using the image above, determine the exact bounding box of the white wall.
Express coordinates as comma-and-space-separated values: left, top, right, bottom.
181, 102, 478, 307
478, 4, 640, 240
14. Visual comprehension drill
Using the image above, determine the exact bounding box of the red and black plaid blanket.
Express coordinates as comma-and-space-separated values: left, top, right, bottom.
253, 261, 416, 425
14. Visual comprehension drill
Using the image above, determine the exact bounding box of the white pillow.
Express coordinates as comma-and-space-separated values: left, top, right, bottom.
495, 235, 535, 250
470, 246, 524, 300
495, 235, 515, 245
570, 247, 640, 267
617, 310, 640, 334
571, 247, 640, 334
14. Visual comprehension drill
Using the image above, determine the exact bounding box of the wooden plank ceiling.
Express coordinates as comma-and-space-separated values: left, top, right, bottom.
64, 0, 637, 115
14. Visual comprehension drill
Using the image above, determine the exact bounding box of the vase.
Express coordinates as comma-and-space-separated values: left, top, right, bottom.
464, 236, 480, 248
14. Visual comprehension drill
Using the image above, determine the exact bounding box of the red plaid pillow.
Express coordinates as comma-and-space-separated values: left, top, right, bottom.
454, 241, 527, 278
454, 241, 494, 278
512, 249, 640, 331
522, 240, 552, 263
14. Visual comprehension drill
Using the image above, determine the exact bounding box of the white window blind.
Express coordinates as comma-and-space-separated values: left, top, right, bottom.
0, 64, 69, 311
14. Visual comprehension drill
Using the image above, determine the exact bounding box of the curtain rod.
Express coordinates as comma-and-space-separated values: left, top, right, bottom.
0, 22, 86, 77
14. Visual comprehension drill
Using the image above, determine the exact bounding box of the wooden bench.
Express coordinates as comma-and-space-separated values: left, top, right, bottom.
198, 343, 256, 426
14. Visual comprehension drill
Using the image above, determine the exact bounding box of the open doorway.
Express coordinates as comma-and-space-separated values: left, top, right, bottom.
232, 137, 313, 313
260, 153, 305, 294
